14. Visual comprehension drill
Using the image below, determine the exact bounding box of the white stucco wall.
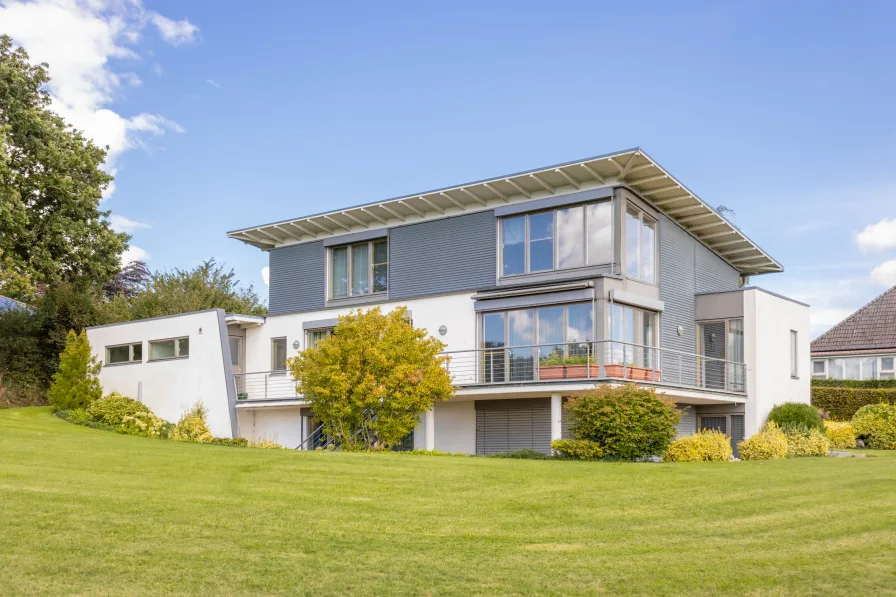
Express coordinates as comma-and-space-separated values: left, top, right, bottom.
237, 406, 303, 448
86, 309, 236, 437
743, 289, 811, 436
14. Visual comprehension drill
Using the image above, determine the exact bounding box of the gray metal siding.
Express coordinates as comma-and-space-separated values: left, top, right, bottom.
268, 241, 326, 315
389, 211, 497, 300
675, 404, 697, 438
475, 398, 551, 455
658, 214, 740, 380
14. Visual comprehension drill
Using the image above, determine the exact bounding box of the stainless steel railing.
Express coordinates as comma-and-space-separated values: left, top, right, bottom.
440, 340, 746, 394
233, 370, 302, 402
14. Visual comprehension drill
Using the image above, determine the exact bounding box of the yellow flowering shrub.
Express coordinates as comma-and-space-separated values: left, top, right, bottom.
824, 421, 857, 449
664, 430, 732, 462
169, 401, 213, 443
119, 412, 165, 438
248, 436, 285, 449
852, 403, 896, 450
784, 428, 830, 457
738, 422, 788, 461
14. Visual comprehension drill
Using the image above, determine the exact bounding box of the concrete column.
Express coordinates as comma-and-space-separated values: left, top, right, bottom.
551, 393, 563, 443
425, 408, 435, 451
301, 416, 310, 449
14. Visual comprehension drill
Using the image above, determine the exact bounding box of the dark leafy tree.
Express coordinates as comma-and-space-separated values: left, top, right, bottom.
103, 261, 150, 300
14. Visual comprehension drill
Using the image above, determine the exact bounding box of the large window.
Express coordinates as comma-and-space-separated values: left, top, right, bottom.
500, 201, 612, 277
480, 303, 594, 382
149, 337, 189, 361
106, 342, 142, 365
820, 356, 893, 380
609, 303, 657, 367
330, 239, 387, 299
271, 337, 287, 371
625, 205, 656, 283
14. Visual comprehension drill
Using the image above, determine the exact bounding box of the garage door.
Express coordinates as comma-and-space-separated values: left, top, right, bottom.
475, 398, 551, 455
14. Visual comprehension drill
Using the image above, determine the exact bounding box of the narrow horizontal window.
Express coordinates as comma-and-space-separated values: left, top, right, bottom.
149, 337, 189, 361
106, 342, 142, 365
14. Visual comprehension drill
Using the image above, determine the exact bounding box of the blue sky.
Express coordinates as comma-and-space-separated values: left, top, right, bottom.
3, 0, 896, 336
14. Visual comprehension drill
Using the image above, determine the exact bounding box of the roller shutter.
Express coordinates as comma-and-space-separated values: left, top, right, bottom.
475, 399, 551, 455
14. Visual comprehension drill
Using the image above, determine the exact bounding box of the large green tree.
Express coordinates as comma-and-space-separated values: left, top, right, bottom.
0, 35, 128, 300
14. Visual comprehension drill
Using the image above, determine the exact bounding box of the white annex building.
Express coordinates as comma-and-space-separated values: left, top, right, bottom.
87, 148, 811, 456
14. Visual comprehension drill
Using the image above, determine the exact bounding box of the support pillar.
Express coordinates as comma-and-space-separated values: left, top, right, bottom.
425, 408, 435, 451
301, 416, 310, 450
550, 393, 563, 444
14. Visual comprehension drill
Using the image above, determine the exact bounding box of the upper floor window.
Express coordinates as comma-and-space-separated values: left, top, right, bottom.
330, 239, 387, 299
271, 337, 287, 371
149, 337, 189, 361
625, 205, 656, 283
106, 342, 141, 365
501, 201, 612, 277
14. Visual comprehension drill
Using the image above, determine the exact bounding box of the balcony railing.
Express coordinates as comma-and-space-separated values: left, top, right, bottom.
440, 340, 746, 394
233, 371, 301, 402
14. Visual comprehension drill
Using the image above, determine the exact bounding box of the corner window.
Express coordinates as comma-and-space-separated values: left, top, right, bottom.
306, 328, 334, 348
149, 337, 189, 361
106, 342, 142, 365
271, 337, 287, 371
790, 330, 798, 378
625, 205, 656, 283
330, 239, 387, 299
610, 303, 657, 368
881, 357, 895, 379
500, 201, 612, 277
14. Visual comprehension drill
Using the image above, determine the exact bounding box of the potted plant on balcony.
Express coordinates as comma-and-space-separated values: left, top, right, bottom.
604, 362, 661, 381
538, 354, 598, 380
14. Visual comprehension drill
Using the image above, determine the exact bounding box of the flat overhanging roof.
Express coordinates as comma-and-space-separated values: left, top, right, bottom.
227, 148, 783, 275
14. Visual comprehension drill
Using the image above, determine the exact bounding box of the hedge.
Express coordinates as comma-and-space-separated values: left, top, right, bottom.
811, 387, 896, 420
812, 378, 896, 389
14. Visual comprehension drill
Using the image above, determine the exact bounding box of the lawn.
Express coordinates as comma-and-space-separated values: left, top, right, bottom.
0, 408, 894, 596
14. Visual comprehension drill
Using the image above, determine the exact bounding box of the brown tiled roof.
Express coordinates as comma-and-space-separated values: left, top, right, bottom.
811, 285, 896, 354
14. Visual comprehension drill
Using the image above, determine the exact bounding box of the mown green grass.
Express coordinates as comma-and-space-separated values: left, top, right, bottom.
1, 407, 894, 596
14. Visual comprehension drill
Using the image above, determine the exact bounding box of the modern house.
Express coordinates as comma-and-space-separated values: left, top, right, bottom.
86, 148, 811, 455
810, 285, 896, 380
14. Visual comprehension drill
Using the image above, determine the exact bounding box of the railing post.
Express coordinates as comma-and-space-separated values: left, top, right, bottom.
623, 345, 627, 379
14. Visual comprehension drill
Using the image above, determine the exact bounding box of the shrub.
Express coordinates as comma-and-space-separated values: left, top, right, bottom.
812, 387, 896, 421
169, 402, 213, 443
738, 422, 788, 460
86, 392, 151, 427
248, 436, 285, 449
566, 385, 681, 460
664, 430, 732, 462
812, 378, 896, 389
48, 330, 102, 411
784, 427, 830, 457
487, 449, 551, 460
397, 449, 467, 456
852, 403, 896, 450
119, 412, 165, 438
551, 439, 605, 460
66, 407, 91, 425
211, 436, 249, 447
824, 421, 857, 449
767, 402, 824, 432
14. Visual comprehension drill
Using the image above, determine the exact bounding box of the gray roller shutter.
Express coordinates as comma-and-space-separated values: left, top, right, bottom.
475, 399, 551, 455
730, 415, 745, 458
675, 405, 697, 438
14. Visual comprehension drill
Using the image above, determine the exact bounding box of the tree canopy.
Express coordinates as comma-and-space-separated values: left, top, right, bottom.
0, 35, 127, 300
288, 307, 453, 450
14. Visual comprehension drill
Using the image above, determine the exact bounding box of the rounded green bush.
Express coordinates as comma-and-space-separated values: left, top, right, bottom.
852, 403, 896, 450
767, 402, 824, 432
664, 430, 732, 462
86, 392, 151, 427
566, 385, 681, 460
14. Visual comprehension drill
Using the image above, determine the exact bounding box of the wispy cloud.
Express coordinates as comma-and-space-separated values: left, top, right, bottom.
206, 79, 221, 88
147, 12, 199, 46
109, 215, 151, 234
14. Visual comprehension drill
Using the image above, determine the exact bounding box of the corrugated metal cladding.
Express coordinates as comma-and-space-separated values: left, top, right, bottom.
268, 241, 326, 315
730, 415, 745, 458
658, 214, 740, 378
389, 211, 497, 300
475, 398, 551, 455
675, 404, 697, 438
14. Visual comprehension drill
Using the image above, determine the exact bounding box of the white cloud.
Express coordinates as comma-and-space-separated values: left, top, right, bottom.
0, 0, 197, 198
152, 63, 164, 77
147, 12, 199, 46
206, 78, 221, 88
261, 266, 270, 286
109, 214, 150, 233
870, 259, 896, 287
856, 218, 896, 253
121, 245, 149, 264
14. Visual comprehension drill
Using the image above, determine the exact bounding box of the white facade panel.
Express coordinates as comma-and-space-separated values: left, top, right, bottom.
86, 310, 236, 438
237, 407, 303, 448
432, 401, 476, 453
743, 289, 811, 436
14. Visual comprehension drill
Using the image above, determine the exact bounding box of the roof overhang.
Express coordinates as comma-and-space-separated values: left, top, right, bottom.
225, 314, 265, 328
227, 148, 783, 275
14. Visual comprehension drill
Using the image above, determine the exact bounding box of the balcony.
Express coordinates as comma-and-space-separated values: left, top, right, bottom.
233, 371, 302, 403
440, 340, 746, 395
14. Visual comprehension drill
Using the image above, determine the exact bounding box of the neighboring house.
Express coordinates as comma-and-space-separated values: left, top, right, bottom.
86, 148, 810, 455
0, 295, 31, 311
810, 285, 896, 381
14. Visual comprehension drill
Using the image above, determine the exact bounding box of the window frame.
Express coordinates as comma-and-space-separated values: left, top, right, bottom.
271, 337, 287, 372
148, 336, 190, 362
328, 238, 388, 300
790, 330, 799, 379
477, 302, 595, 352
305, 327, 335, 349
814, 355, 896, 380
499, 200, 613, 278
105, 342, 142, 366
624, 203, 658, 284
811, 359, 827, 378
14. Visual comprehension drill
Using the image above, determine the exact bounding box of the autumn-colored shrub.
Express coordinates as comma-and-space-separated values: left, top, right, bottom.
784, 427, 830, 457
664, 430, 732, 462
823, 421, 857, 449
738, 422, 788, 461
169, 402, 213, 443
852, 403, 896, 450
